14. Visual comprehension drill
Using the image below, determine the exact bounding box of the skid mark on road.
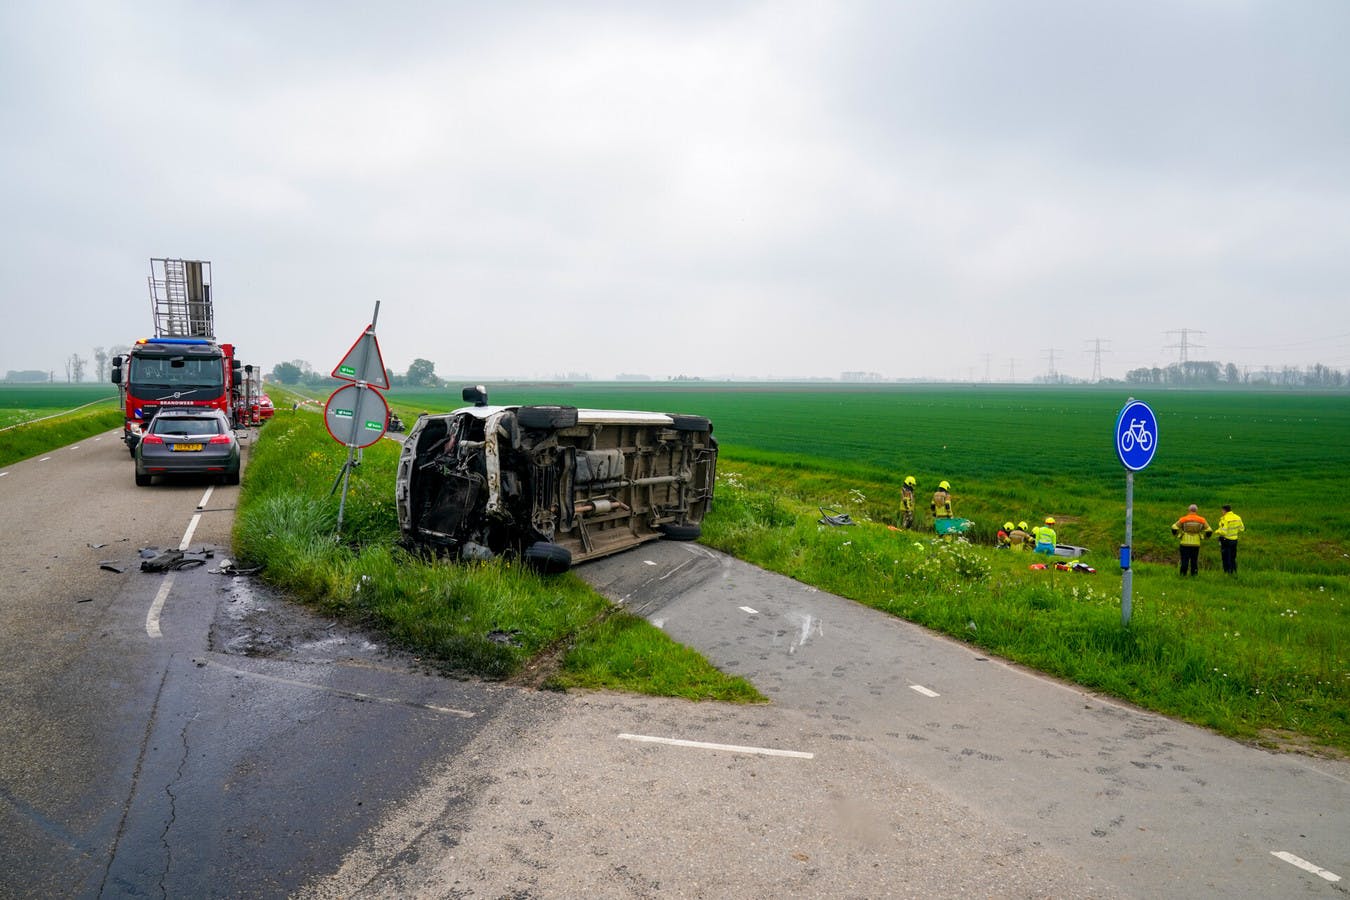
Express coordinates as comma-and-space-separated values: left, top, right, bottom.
202, 659, 478, 717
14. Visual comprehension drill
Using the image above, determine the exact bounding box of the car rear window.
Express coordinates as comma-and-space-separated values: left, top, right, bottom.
153, 417, 223, 437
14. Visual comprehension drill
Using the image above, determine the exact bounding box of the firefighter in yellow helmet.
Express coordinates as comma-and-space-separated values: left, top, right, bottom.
1032, 516, 1057, 555
1009, 520, 1033, 551
996, 521, 1013, 549
899, 475, 917, 530
931, 480, 952, 521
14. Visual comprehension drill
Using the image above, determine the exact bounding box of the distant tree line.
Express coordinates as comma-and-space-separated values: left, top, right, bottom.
1124, 361, 1346, 388
267, 357, 441, 388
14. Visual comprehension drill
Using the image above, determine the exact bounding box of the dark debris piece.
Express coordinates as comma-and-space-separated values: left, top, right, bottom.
99, 562, 127, 573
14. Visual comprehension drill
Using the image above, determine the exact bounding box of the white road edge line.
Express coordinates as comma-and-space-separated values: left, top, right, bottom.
1271, 851, 1341, 882
739, 606, 759, 615
618, 733, 814, 759
70, 446, 81, 451
0, 471, 7, 477
40, 456, 52, 462
146, 574, 175, 638
204, 659, 477, 717
910, 684, 940, 698
197, 485, 214, 510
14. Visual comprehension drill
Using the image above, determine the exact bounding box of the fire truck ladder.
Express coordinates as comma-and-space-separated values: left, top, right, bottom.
148, 258, 214, 339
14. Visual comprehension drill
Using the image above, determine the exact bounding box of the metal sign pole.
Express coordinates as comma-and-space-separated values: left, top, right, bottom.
1122, 470, 1134, 626
334, 301, 382, 535
336, 446, 355, 531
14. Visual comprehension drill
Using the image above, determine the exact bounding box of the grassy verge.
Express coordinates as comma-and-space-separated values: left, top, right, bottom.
232, 407, 761, 700
705, 459, 1349, 755
0, 404, 123, 468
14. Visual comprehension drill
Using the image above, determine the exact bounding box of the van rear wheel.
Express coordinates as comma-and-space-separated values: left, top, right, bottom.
523, 541, 572, 575
659, 523, 702, 541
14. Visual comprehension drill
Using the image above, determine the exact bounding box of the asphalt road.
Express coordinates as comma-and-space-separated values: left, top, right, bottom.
302, 541, 1349, 899
5, 429, 1348, 898
0, 430, 501, 899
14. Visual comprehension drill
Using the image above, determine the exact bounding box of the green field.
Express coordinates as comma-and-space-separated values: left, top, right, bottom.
0, 384, 119, 427
386, 383, 1349, 570
0, 384, 122, 468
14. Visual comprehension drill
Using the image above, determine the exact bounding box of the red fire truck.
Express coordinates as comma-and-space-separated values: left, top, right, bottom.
111, 259, 257, 454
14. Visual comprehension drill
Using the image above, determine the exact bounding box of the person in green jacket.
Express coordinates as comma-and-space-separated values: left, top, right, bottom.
1214, 504, 1245, 574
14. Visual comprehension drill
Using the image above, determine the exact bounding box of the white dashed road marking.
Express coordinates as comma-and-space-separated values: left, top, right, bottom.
148, 496, 217, 637
618, 733, 813, 759
910, 684, 940, 698
40, 457, 52, 462
739, 606, 759, 615
1271, 851, 1341, 882
146, 575, 175, 638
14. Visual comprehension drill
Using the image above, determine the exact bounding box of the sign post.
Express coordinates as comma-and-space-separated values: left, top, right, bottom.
1114, 398, 1158, 626
324, 302, 390, 532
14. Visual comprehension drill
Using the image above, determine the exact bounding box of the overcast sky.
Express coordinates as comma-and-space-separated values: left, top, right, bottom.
3, 1, 1348, 382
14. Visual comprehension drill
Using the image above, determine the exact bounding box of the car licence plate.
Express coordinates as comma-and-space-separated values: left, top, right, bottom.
171, 443, 204, 452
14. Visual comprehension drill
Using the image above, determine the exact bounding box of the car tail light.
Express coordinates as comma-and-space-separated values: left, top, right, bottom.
142, 434, 165, 445
208, 434, 232, 445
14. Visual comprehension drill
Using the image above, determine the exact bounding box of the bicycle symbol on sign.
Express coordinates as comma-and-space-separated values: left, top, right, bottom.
1119, 417, 1153, 453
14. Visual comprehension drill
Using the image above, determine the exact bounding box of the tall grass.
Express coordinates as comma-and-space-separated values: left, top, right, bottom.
232, 408, 760, 698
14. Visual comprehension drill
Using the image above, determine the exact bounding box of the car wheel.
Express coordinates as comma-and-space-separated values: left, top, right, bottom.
224, 471, 240, 486
517, 406, 579, 429
135, 472, 151, 487
670, 415, 711, 432
523, 541, 572, 575
659, 523, 702, 541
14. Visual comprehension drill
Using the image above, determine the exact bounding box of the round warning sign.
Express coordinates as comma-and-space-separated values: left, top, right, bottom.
324, 383, 389, 448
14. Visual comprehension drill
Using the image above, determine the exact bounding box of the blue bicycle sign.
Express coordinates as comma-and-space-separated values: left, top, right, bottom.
1115, 400, 1158, 470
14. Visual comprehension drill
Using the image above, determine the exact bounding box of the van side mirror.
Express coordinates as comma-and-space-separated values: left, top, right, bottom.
462, 385, 489, 407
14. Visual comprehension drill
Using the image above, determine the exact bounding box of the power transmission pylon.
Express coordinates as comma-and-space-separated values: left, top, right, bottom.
1042, 348, 1061, 382
1164, 329, 1205, 365
1085, 338, 1111, 382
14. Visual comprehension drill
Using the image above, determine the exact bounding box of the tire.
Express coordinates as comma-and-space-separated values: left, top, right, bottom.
670, 414, 710, 432
224, 470, 240, 486
135, 472, 151, 487
523, 541, 572, 575
516, 406, 579, 429
659, 523, 702, 541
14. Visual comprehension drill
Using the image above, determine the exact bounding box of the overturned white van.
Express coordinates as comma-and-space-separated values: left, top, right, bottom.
395, 387, 717, 573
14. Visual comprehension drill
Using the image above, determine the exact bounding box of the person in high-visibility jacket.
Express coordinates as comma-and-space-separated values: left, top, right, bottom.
1032, 517, 1057, 554
1009, 520, 1033, 551
1214, 504, 1245, 575
931, 480, 952, 520
900, 476, 917, 530
1171, 504, 1213, 576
